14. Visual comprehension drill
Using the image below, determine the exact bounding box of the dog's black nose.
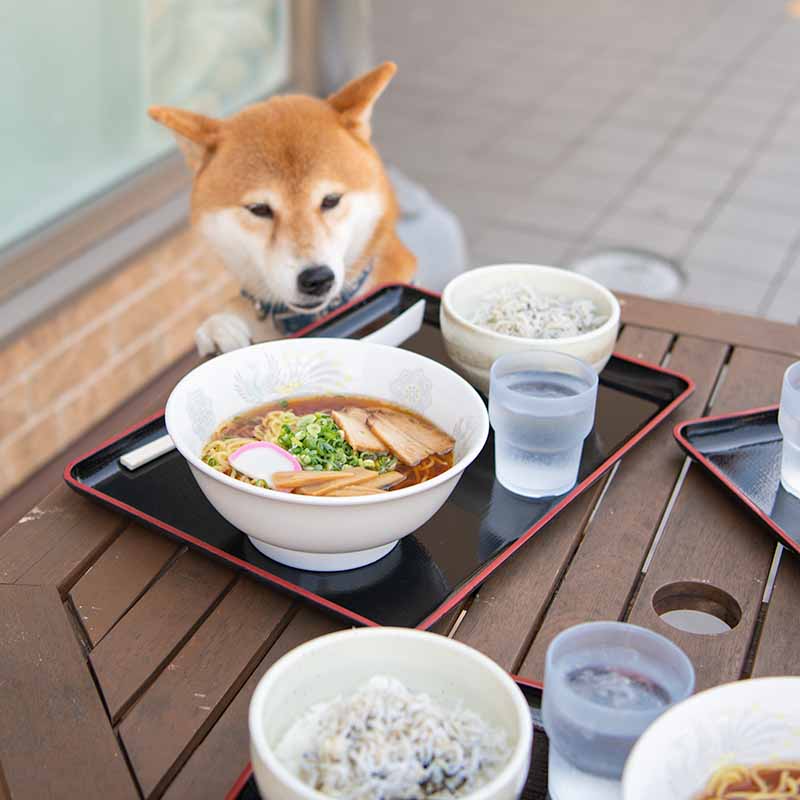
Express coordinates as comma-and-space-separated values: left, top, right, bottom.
297, 265, 335, 296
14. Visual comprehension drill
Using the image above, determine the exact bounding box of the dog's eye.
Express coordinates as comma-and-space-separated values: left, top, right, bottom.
245, 203, 274, 219
320, 194, 342, 211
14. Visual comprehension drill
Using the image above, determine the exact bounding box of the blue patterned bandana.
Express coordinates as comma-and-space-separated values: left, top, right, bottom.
240, 265, 372, 335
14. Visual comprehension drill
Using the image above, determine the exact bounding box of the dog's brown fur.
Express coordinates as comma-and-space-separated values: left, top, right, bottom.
150, 62, 415, 353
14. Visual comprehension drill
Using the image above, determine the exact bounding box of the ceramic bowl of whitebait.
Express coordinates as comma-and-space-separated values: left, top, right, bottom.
249, 627, 533, 800
440, 263, 620, 394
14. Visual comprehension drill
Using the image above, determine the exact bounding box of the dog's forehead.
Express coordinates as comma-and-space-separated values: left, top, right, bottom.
215, 96, 380, 193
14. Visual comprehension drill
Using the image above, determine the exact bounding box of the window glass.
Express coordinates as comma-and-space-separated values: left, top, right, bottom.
0, 0, 288, 252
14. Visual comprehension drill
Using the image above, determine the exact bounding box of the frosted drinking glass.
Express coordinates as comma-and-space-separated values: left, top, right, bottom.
542, 622, 694, 799
489, 351, 598, 498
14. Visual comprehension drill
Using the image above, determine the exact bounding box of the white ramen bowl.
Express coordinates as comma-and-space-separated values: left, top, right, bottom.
622, 676, 800, 800
441, 264, 620, 394
165, 338, 489, 571
249, 627, 533, 800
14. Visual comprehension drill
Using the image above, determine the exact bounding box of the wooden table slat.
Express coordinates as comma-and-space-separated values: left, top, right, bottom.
0, 486, 124, 592
70, 523, 180, 646
519, 335, 728, 680
161, 607, 344, 800
624, 346, 795, 690
618, 293, 800, 358
626, 469, 776, 690
90, 550, 236, 721
708, 348, 794, 416
609, 325, 673, 363
119, 576, 294, 798
0, 585, 139, 800
751, 550, 800, 678
453, 480, 607, 671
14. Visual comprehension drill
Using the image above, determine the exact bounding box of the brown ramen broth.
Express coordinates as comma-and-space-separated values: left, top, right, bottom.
201, 394, 455, 496
696, 763, 800, 799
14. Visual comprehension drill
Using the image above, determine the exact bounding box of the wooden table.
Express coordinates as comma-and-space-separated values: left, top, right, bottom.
2, 294, 800, 800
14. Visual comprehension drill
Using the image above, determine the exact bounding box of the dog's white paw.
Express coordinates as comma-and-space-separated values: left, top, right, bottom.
195, 313, 252, 355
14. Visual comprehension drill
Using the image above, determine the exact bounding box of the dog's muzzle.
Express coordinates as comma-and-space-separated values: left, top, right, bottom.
297, 265, 335, 297
242, 262, 372, 335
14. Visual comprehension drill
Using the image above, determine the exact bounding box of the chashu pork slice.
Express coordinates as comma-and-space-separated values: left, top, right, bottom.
376, 410, 454, 455
366, 411, 433, 466
331, 408, 386, 452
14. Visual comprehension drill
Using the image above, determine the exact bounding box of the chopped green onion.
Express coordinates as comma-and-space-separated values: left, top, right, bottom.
276, 411, 397, 474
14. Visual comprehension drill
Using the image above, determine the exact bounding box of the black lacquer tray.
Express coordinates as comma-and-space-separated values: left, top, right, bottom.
225, 678, 547, 800
675, 406, 800, 555
65, 285, 693, 628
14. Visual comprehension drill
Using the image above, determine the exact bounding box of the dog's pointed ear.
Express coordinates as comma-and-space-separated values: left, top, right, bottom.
148, 106, 221, 172
327, 62, 397, 142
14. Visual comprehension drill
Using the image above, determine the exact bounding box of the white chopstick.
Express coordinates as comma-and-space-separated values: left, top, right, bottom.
361, 299, 426, 348
120, 434, 175, 470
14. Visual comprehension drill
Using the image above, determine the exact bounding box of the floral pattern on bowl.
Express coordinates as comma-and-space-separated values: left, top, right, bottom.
187, 387, 216, 443
234, 350, 352, 405
389, 368, 433, 412
452, 415, 481, 460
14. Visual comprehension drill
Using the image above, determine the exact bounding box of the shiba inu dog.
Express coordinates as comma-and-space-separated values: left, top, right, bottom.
149, 62, 415, 354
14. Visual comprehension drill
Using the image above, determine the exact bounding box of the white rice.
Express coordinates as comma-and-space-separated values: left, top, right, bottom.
470, 284, 607, 339
275, 675, 510, 799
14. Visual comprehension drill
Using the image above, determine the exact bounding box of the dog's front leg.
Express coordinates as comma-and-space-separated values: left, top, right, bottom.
195, 295, 279, 355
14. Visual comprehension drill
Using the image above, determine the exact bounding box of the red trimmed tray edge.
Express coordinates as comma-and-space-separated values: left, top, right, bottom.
674, 404, 799, 556
223, 676, 545, 800
225, 766, 253, 800
62, 283, 696, 630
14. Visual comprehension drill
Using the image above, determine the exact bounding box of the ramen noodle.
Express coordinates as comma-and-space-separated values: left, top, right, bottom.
201, 395, 455, 495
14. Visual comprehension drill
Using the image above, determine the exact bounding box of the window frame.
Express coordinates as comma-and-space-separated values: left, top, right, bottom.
0, 152, 190, 307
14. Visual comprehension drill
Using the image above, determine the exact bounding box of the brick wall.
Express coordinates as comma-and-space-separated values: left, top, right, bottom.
0, 227, 238, 498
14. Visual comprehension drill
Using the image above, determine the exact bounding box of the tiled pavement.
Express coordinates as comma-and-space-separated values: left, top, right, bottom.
371, 0, 800, 323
